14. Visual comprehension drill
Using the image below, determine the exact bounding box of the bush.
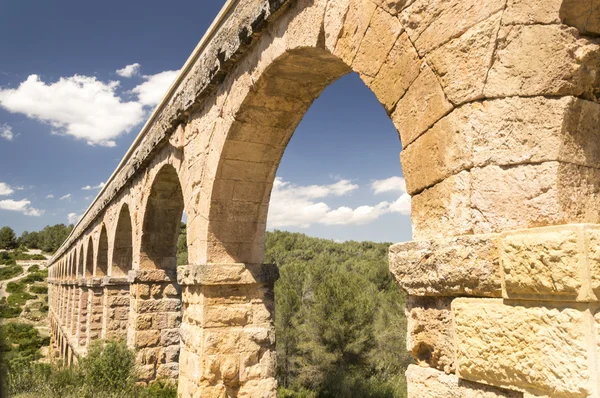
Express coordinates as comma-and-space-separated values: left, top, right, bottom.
28, 264, 40, 272
79, 340, 137, 394
0, 304, 21, 318
0, 251, 14, 265
2, 339, 178, 398
0, 265, 22, 279
22, 271, 45, 283
29, 285, 48, 295
6, 281, 25, 293
7, 291, 35, 306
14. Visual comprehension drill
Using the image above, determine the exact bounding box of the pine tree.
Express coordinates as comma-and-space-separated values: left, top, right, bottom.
0, 226, 17, 250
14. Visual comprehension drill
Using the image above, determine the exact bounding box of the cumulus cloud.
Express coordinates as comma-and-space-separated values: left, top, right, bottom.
59, 193, 71, 201
81, 182, 105, 190
0, 199, 43, 216
0, 183, 14, 196
0, 124, 14, 141
67, 212, 82, 224
116, 63, 141, 78
0, 74, 145, 147
132, 70, 179, 106
267, 177, 411, 229
371, 176, 407, 194
46, 194, 54, 199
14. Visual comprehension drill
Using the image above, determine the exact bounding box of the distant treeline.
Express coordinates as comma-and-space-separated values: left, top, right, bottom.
0, 224, 73, 254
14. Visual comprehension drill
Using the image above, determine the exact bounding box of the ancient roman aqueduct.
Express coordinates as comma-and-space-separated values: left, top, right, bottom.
47, 0, 600, 396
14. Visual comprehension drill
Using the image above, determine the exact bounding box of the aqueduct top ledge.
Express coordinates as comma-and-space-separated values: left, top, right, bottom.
50, 0, 292, 264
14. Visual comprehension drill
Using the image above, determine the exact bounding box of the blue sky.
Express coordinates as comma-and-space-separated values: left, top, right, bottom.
0, 0, 412, 243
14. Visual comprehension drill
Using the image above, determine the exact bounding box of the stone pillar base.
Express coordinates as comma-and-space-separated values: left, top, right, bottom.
177, 263, 279, 398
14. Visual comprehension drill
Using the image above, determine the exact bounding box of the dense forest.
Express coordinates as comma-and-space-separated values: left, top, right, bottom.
264, 231, 411, 397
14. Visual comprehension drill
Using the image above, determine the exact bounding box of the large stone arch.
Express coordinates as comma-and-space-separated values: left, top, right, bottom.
77, 244, 84, 278
85, 236, 94, 277
96, 225, 109, 277
111, 203, 134, 277
140, 164, 185, 271
129, 163, 184, 383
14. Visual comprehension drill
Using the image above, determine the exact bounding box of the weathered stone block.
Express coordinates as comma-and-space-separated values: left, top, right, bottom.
135, 330, 161, 348
333, 0, 377, 66
161, 328, 180, 346
428, 13, 501, 104
406, 365, 523, 398
501, 225, 600, 301
485, 25, 600, 100
401, 0, 505, 55
503, 0, 564, 25
411, 162, 600, 239
204, 304, 252, 327
406, 296, 455, 373
559, 0, 600, 35
453, 299, 595, 397
367, 32, 421, 112
156, 363, 179, 380
392, 64, 454, 147
178, 263, 279, 286
237, 378, 278, 398
353, 7, 403, 78
402, 97, 600, 195
390, 234, 502, 297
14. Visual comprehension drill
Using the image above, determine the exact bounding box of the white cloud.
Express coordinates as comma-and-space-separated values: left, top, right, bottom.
371, 176, 407, 194
46, 194, 54, 199
0, 199, 43, 216
81, 182, 105, 190
59, 193, 71, 201
67, 212, 82, 224
0, 74, 145, 147
0, 183, 14, 196
0, 124, 14, 141
267, 177, 411, 229
389, 193, 412, 215
132, 70, 179, 107
116, 63, 141, 78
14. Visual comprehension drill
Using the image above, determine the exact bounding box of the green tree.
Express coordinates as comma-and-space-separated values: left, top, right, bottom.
0, 227, 17, 250
18, 231, 41, 249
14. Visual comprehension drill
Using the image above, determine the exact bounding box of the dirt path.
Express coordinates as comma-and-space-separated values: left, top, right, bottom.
0, 263, 34, 298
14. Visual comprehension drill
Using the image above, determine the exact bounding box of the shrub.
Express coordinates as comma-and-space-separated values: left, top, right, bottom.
6, 281, 25, 293
0, 265, 22, 279
0, 304, 21, 318
22, 271, 45, 283
29, 285, 48, 295
79, 340, 137, 394
7, 291, 35, 306
28, 264, 40, 272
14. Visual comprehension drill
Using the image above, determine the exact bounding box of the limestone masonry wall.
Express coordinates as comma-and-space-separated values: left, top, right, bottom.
47, 0, 600, 396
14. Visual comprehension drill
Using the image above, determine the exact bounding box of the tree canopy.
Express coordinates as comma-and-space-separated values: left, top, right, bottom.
17, 224, 73, 253
265, 231, 411, 397
0, 227, 17, 250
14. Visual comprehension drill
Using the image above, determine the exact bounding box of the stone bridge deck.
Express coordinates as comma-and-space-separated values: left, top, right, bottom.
48, 0, 600, 396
